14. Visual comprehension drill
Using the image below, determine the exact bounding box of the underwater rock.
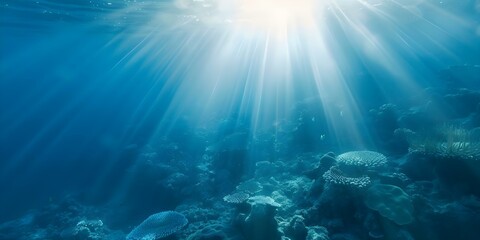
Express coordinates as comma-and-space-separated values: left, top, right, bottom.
126, 211, 188, 240
303, 152, 336, 180
369, 104, 402, 153
393, 230, 414, 240
255, 161, 283, 178
239, 196, 282, 240
206, 132, 249, 153
188, 229, 227, 240
307, 183, 363, 232
0, 213, 39, 240
398, 106, 441, 131
34, 197, 85, 229
175, 202, 237, 240
186, 223, 228, 240
376, 171, 410, 189
236, 179, 263, 194
363, 213, 384, 240
434, 155, 480, 197
306, 226, 329, 240
329, 233, 361, 240
411, 194, 480, 239
364, 184, 414, 225
399, 153, 436, 181
443, 89, 480, 118
278, 177, 312, 204
118, 157, 188, 225
278, 215, 308, 240
163, 172, 189, 191
288, 105, 329, 153
211, 149, 249, 193
176, 204, 223, 225
370, 106, 410, 154
60, 219, 106, 240
0, 198, 124, 240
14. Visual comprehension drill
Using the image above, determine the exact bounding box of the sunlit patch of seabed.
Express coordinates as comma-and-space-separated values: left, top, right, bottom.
103, 0, 479, 149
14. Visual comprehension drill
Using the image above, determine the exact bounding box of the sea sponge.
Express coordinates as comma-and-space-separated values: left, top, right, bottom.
126, 211, 188, 240
364, 184, 414, 225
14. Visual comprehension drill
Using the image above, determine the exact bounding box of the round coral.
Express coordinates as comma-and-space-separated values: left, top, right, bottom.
337, 151, 387, 168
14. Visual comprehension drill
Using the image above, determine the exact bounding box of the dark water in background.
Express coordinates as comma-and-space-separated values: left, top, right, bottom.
0, 0, 480, 236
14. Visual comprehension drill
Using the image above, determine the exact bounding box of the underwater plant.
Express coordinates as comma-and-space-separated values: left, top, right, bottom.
396, 125, 480, 160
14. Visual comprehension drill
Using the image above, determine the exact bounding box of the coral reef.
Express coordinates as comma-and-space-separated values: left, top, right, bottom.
323, 166, 371, 188
364, 184, 414, 225
126, 211, 188, 240
336, 151, 387, 168
2, 80, 480, 240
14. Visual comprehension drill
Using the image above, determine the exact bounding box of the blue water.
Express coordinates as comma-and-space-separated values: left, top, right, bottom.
1, 0, 480, 239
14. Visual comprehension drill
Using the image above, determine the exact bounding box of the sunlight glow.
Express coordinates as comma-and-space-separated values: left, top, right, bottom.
84, 0, 479, 149
2, 0, 479, 229
234, 0, 317, 30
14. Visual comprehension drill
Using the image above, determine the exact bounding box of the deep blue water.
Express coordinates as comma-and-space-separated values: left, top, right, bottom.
1, 1, 480, 239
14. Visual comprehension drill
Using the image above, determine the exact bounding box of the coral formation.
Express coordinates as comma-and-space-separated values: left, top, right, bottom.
306, 226, 329, 240
336, 151, 387, 168
223, 192, 250, 204
398, 126, 480, 160
364, 184, 414, 225
241, 196, 282, 240
322, 166, 371, 188
126, 211, 188, 240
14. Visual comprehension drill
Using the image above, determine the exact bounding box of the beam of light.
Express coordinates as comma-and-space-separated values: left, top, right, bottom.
90, 0, 478, 150
139, 0, 471, 150
2, 0, 479, 206
232, 0, 318, 31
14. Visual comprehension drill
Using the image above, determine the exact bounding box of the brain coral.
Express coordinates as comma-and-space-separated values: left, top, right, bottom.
126, 211, 188, 240
364, 184, 414, 225
337, 151, 387, 168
